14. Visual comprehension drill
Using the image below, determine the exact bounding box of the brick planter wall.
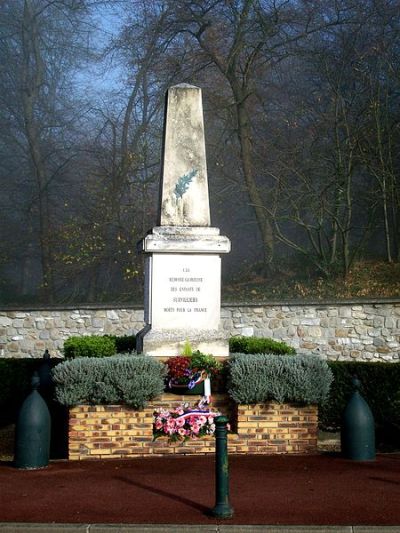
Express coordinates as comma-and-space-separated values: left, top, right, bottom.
69, 394, 318, 460
234, 403, 318, 454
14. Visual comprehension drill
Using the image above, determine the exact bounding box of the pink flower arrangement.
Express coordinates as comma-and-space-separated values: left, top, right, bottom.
153, 402, 222, 443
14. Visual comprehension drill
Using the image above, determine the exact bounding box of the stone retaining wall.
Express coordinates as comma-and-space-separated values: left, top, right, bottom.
68, 395, 318, 460
1, 300, 399, 361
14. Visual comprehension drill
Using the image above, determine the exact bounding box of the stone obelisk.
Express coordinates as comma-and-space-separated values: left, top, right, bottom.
136, 84, 230, 357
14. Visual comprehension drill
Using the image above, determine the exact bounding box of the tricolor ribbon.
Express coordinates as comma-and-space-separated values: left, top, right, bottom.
175, 408, 219, 421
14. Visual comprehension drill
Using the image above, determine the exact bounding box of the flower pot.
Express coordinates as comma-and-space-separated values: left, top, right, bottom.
169, 381, 205, 395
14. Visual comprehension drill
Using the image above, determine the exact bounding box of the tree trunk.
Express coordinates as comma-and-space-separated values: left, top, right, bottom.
235, 94, 275, 269
22, 0, 55, 302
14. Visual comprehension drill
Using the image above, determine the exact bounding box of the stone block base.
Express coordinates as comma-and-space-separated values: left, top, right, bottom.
68, 395, 318, 460
136, 327, 229, 357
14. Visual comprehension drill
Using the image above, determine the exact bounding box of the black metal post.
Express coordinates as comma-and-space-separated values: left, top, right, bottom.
211, 415, 234, 519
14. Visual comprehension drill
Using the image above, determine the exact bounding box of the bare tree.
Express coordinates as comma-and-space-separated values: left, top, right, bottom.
0, 0, 93, 301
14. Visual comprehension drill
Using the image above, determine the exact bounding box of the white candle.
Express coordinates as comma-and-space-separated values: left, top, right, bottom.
204, 377, 211, 401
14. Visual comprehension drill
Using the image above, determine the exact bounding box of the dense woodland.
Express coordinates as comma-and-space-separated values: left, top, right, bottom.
1, 0, 400, 304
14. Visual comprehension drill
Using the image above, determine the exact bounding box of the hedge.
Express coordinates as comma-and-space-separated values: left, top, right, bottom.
63, 334, 137, 358
227, 353, 333, 405
63, 335, 116, 358
52, 354, 166, 409
229, 336, 296, 355
109, 334, 136, 353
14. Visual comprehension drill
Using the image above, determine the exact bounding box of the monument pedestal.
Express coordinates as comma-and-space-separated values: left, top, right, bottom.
136, 328, 230, 358
136, 227, 230, 357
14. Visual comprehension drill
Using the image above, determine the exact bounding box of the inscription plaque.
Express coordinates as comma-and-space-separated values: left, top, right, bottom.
150, 254, 221, 330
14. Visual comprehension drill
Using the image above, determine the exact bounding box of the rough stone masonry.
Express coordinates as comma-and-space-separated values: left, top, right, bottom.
0, 300, 399, 361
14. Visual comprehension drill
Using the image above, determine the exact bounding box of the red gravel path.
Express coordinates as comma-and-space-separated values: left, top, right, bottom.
0, 454, 399, 526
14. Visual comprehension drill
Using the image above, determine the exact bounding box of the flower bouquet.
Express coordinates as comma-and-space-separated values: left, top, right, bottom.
153, 401, 221, 442
166, 349, 222, 396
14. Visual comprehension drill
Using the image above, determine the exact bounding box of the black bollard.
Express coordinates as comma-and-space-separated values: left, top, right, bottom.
211, 416, 234, 519
341, 376, 375, 461
14, 371, 51, 469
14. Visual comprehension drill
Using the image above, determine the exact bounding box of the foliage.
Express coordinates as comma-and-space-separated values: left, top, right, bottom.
63, 335, 116, 359
63, 334, 136, 359
2, 0, 400, 304
52, 354, 167, 408
227, 353, 333, 405
319, 361, 400, 449
166, 351, 222, 389
229, 336, 296, 355
166, 356, 192, 385
181, 340, 193, 356
223, 261, 400, 302
54, 221, 106, 269
190, 351, 222, 377
153, 401, 221, 442
104, 334, 136, 353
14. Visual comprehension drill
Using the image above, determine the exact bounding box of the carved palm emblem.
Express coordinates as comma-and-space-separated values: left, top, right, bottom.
174, 169, 198, 198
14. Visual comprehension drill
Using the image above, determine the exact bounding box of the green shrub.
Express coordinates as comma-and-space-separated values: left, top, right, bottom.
190, 351, 222, 377
227, 353, 332, 405
319, 361, 400, 449
52, 354, 167, 409
103, 334, 136, 353
63, 335, 116, 358
229, 336, 296, 355
114, 335, 136, 353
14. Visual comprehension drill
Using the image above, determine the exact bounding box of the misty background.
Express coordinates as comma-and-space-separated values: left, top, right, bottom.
1, 0, 399, 305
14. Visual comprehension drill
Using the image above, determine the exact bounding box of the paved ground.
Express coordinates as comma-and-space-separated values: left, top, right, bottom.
0, 525, 399, 532
0, 453, 399, 530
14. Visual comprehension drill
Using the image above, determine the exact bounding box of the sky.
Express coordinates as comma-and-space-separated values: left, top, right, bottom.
74, 3, 125, 98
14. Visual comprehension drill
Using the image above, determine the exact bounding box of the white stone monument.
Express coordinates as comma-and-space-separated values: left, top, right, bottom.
136, 84, 230, 357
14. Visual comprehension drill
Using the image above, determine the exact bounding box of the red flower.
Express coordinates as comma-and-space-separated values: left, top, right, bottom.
167, 356, 192, 380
